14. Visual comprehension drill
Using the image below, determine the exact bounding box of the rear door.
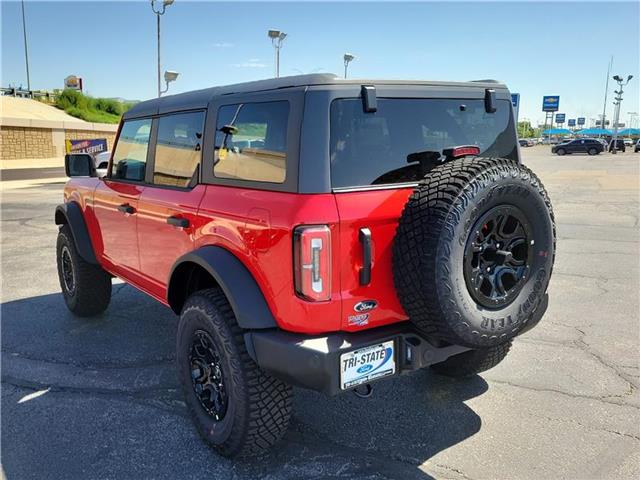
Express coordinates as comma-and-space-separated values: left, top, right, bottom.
93, 118, 151, 275
136, 110, 208, 299
330, 95, 518, 331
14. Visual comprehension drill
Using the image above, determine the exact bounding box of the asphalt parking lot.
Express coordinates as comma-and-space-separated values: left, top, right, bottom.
1, 147, 639, 479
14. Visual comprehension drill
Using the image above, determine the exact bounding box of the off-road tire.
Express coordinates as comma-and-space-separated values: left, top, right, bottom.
556, 148, 566, 155
56, 225, 111, 316
393, 157, 555, 348
431, 341, 512, 377
176, 288, 292, 457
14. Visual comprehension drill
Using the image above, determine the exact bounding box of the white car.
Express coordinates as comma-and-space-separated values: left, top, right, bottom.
94, 151, 110, 177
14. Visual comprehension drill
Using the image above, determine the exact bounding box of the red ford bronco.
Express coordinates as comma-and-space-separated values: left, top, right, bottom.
56, 74, 555, 457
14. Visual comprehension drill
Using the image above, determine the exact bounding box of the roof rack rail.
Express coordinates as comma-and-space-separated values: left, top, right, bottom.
470, 79, 501, 83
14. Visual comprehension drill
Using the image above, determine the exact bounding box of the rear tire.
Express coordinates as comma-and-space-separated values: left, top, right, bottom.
176, 288, 292, 457
431, 341, 512, 377
393, 157, 555, 348
588, 148, 597, 156
56, 225, 111, 316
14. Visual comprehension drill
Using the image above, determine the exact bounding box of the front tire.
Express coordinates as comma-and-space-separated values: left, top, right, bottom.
176, 288, 292, 457
588, 148, 597, 156
556, 148, 566, 156
431, 341, 512, 377
56, 225, 111, 316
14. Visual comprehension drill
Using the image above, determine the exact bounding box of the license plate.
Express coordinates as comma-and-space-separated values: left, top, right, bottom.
340, 340, 396, 390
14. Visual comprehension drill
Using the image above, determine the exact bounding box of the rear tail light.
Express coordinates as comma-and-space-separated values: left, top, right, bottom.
443, 145, 481, 159
293, 225, 331, 301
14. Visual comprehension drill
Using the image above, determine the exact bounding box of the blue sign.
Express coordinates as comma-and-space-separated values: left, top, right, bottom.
577, 117, 586, 126
555, 113, 566, 123
66, 138, 108, 155
542, 96, 560, 112
568, 119, 576, 127
511, 93, 520, 122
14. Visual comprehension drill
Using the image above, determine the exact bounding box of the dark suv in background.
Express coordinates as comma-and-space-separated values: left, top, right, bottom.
552, 138, 604, 156
608, 138, 626, 152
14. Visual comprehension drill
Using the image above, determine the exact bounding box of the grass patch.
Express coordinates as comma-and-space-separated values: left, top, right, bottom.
55, 89, 134, 124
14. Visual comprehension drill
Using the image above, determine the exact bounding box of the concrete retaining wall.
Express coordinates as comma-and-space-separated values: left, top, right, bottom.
0, 117, 118, 161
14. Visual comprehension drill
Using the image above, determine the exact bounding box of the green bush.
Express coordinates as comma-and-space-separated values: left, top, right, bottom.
54, 89, 132, 124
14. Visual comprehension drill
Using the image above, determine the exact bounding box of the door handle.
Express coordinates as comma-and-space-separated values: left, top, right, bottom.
167, 216, 189, 228
117, 203, 135, 214
359, 227, 372, 286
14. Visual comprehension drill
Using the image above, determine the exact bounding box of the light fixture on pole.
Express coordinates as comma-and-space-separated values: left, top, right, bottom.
610, 74, 633, 154
268, 29, 287, 78
343, 53, 355, 79
151, 0, 175, 98
160, 70, 179, 95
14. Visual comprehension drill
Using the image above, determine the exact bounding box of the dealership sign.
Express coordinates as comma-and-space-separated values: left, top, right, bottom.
555, 113, 566, 123
65, 138, 107, 155
577, 117, 586, 126
568, 119, 576, 127
542, 96, 560, 112
511, 93, 520, 122
64, 75, 83, 91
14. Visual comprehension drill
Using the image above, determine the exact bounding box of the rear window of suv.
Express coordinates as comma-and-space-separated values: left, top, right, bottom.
330, 98, 517, 188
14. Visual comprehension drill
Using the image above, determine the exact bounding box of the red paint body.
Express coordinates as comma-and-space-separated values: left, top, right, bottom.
64, 178, 413, 334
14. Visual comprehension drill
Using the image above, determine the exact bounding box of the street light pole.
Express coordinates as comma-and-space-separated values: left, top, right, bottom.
600, 56, 613, 130
268, 30, 287, 78
20, 0, 31, 92
610, 74, 633, 154
151, 0, 175, 97
343, 53, 355, 79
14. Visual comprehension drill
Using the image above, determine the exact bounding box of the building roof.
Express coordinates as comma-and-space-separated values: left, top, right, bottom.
124, 73, 507, 119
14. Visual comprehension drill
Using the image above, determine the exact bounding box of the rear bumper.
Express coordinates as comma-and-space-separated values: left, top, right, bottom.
244, 323, 469, 396
245, 293, 548, 396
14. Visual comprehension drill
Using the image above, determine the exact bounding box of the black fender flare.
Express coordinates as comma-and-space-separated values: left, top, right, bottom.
168, 246, 277, 330
54, 202, 98, 264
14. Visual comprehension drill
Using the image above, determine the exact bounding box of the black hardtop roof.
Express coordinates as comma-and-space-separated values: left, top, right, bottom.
123, 73, 508, 119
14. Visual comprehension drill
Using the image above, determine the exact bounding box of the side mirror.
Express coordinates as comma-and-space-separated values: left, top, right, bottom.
65, 154, 96, 177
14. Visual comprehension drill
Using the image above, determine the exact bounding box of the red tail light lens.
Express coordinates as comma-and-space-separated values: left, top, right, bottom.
293, 225, 331, 301
443, 145, 481, 159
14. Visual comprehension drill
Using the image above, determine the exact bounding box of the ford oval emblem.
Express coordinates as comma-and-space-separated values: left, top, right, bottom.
357, 364, 373, 374
354, 300, 377, 313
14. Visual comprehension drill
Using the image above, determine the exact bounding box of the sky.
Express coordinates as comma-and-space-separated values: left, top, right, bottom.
2, 1, 639, 126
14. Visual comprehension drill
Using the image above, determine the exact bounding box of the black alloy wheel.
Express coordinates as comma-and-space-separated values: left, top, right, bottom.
464, 205, 532, 309
189, 330, 228, 422
60, 245, 76, 295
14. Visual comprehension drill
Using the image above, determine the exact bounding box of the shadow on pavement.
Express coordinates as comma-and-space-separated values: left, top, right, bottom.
1, 287, 488, 479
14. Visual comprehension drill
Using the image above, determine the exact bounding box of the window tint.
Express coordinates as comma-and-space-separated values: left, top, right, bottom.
153, 111, 205, 187
214, 101, 289, 183
330, 98, 517, 188
112, 119, 151, 182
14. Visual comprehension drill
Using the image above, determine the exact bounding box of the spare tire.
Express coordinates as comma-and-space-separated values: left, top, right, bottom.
393, 157, 555, 348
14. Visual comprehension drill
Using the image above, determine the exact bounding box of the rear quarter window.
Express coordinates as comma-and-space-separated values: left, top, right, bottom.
330, 98, 517, 188
214, 101, 289, 184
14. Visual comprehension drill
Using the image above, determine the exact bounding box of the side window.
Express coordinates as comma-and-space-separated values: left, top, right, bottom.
153, 111, 205, 188
111, 119, 151, 182
214, 101, 289, 183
